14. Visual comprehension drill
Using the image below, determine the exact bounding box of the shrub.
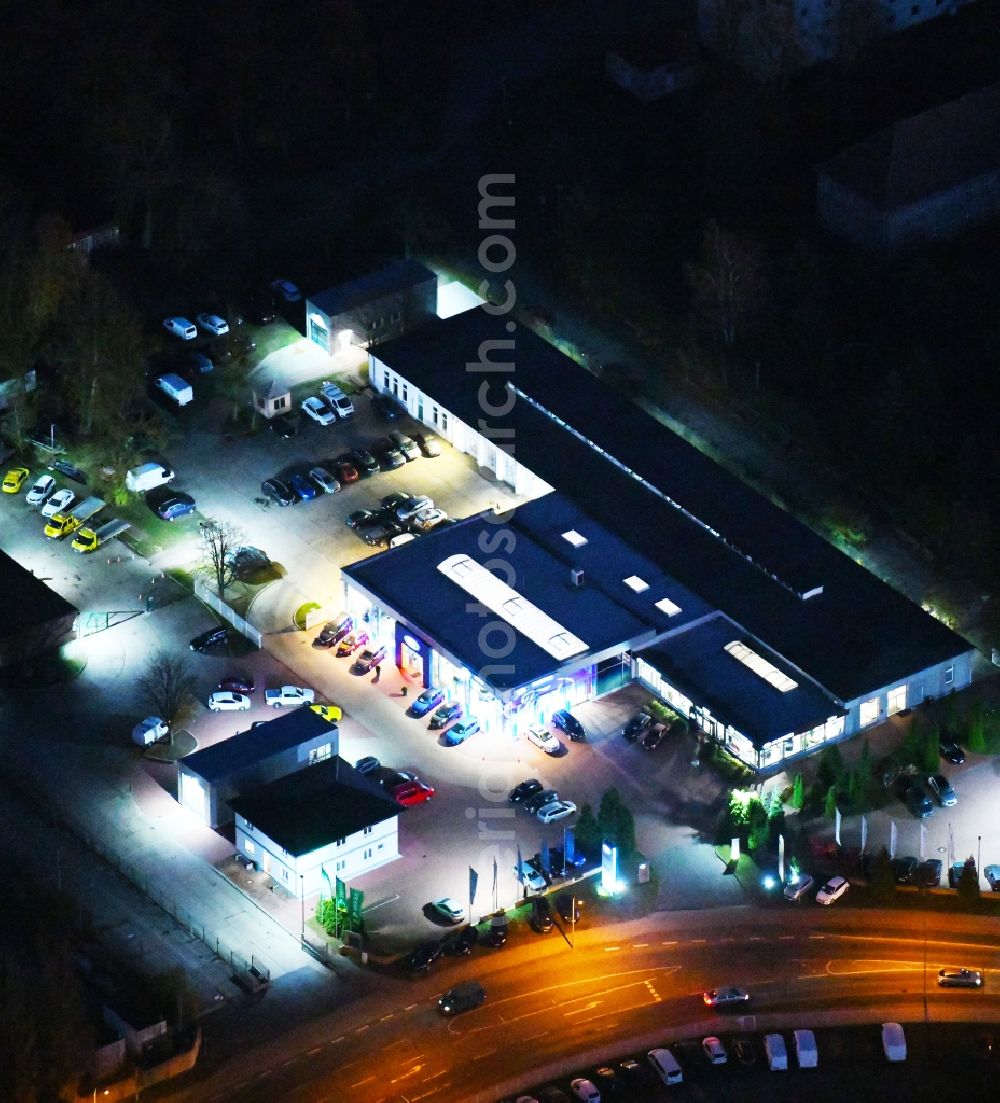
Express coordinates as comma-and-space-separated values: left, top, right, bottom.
790, 773, 804, 810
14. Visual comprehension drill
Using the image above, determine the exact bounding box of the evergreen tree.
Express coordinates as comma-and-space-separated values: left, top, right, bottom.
869, 847, 896, 903
575, 802, 600, 854
957, 857, 981, 904
791, 773, 804, 810
823, 785, 838, 820
968, 699, 987, 754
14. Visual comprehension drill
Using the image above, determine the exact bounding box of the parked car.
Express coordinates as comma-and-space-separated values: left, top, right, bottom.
261, 477, 295, 506
815, 875, 850, 905
3, 466, 30, 494
249, 295, 276, 324
621, 712, 652, 742
523, 788, 559, 813
358, 521, 401, 547
409, 506, 448, 532
335, 632, 368, 657
320, 381, 354, 418
529, 896, 553, 933
152, 492, 196, 521
928, 774, 957, 806
208, 691, 251, 712
555, 894, 582, 923
301, 396, 336, 426
269, 414, 299, 439
443, 924, 479, 956
219, 673, 255, 694
309, 466, 339, 494
163, 316, 197, 340
354, 756, 381, 775
270, 279, 302, 302
312, 615, 353, 648
526, 726, 563, 755
42, 487, 75, 517
373, 438, 406, 470
938, 967, 983, 988
734, 1039, 757, 1066
395, 494, 434, 523
346, 509, 376, 531
783, 873, 814, 901
190, 626, 229, 652
288, 472, 317, 501
443, 719, 480, 746
196, 312, 229, 336
536, 800, 577, 823
985, 864, 1000, 891
514, 860, 547, 893
390, 430, 420, 461
348, 448, 379, 478
508, 778, 543, 803
405, 940, 444, 973
641, 723, 667, 750
394, 781, 436, 807
333, 459, 360, 483
353, 646, 387, 674
939, 738, 966, 765
918, 858, 943, 887
569, 1078, 600, 1102
414, 431, 442, 457
429, 702, 463, 730
310, 704, 343, 723
379, 490, 411, 513
408, 687, 446, 717
552, 709, 586, 741
892, 856, 920, 884
702, 1037, 727, 1066
904, 785, 934, 819
371, 393, 402, 420
264, 685, 315, 708
431, 897, 466, 924
25, 474, 55, 506
703, 986, 750, 1008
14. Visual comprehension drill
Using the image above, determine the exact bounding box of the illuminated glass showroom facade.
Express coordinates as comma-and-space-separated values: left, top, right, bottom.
341, 307, 977, 772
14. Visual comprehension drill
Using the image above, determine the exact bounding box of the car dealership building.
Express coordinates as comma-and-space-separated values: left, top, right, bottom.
342, 307, 976, 772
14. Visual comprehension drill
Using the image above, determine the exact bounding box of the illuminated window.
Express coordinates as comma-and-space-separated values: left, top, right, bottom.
724, 640, 798, 693
244, 839, 255, 856
308, 742, 331, 764
562, 530, 587, 548
944, 665, 954, 685
655, 597, 682, 617
859, 697, 880, 727
887, 685, 907, 716
623, 575, 649, 593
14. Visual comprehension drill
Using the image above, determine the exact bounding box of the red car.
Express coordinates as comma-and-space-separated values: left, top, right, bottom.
334, 460, 360, 484
336, 631, 369, 657
394, 781, 436, 807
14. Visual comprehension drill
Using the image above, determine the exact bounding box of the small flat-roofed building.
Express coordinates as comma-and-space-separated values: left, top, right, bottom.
177, 708, 338, 827
230, 756, 401, 895
0, 548, 77, 668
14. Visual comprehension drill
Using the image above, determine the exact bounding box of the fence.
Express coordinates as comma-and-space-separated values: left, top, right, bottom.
194, 577, 263, 648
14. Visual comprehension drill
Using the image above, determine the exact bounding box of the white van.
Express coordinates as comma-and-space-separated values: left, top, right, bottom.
793, 1029, 818, 1068
764, 1033, 788, 1071
647, 1047, 683, 1085
126, 462, 175, 493
155, 373, 194, 407
882, 1022, 907, 1062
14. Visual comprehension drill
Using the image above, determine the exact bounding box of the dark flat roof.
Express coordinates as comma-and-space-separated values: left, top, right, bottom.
229, 757, 400, 857
180, 708, 336, 784
308, 259, 436, 319
371, 309, 972, 702
0, 549, 77, 634
639, 618, 845, 747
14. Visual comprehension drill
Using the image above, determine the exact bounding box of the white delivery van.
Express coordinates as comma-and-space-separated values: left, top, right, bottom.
764, 1033, 788, 1071
131, 717, 169, 746
126, 462, 175, 493
648, 1048, 683, 1086
793, 1029, 818, 1068
882, 1022, 907, 1062
155, 373, 194, 407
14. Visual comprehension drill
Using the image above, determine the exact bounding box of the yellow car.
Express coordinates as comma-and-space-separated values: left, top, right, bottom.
2, 466, 29, 493
310, 703, 343, 723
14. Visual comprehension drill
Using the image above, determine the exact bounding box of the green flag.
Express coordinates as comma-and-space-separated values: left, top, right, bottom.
349, 887, 364, 929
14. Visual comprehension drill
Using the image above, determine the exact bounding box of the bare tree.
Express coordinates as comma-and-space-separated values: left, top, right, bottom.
199, 517, 245, 598
137, 650, 196, 728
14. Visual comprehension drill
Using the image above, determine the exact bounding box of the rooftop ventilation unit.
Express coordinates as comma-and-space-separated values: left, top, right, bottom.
571, 567, 585, 587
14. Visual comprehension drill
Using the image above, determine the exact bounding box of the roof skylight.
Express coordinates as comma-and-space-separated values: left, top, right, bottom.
623, 575, 649, 593
725, 640, 798, 693
562, 530, 588, 548
655, 597, 682, 617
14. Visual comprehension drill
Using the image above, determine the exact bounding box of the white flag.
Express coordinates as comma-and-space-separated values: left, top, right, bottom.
948, 822, 955, 866
834, 807, 842, 847
860, 814, 868, 854
778, 834, 785, 882
919, 824, 927, 861
890, 820, 898, 860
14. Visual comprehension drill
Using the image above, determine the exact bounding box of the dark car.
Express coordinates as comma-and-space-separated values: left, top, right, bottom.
380, 491, 412, 513
249, 296, 276, 325
153, 492, 196, 521
486, 917, 508, 948
190, 626, 229, 652
437, 980, 487, 1015
377, 768, 418, 791
429, 702, 463, 730
312, 617, 354, 648
405, 940, 444, 973
523, 788, 559, 814
219, 673, 255, 694
372, 438, 406, 470
348, 448, 379, 478
640, 723, 667, 751
537, 1089, 571, 1103
268, 414, 298, 438
358, 521, 401, 547
904, 785, 934, 819
529, 896, 553, 934
414, 431, 442, 457
371, 393, 402, 421
288, 472, 317, 501
444, 925, 479, 956
333, 459, 360, 484
892, 856, 919, 884
407, 687, 446, 718
918, 858, 943, 887
552, 709, 586, 742
346, 509, 376, 530
549, 846, 589, 874
621, 712, 652, 742
354, 756, 381, 775
508, 778, 543, 803
52, 459, 87, 484
593, 1067, 620, 1095
261, 477, 295, 506
555, 893, 582, 923
940, 738, 966, 765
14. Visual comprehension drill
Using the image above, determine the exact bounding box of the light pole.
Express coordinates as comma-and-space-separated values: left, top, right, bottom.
570, 895, 576, 950
978, 835, 982, 881
299, 874, 305, 944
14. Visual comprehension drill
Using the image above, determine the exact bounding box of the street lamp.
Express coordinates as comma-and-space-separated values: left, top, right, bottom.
978, 835, 982, 881
299, 874, 305, 944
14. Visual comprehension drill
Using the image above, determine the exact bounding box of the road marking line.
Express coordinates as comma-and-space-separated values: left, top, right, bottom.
355, 1024, 370, 1032
691, 938, 706, 943
748, 936, 762, 941
404, 1003, 418, 1010
350, 1075, 376, 1087
604, 946, 620, 951
809, 934, 826, 940
421, 1069, 450, 1083
380, 1013, 394, 1021
309, 1047, 323, 1056
473, 1049, 497, 1060
331, 1035, 344, 1043
662, 940, 677, 945
634, 942, 648, 947
779, 935, 795, 940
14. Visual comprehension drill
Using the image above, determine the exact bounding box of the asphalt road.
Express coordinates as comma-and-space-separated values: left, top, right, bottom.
155, 908, 1000, 1103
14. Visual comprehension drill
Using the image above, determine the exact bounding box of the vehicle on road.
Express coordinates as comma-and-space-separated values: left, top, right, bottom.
190, 626, 229, 652
526, 726, 563, 755
939, 738, 965, 764
429, 702, 463, 730
265, 685, 315, 708
509, 778, 543, 803
431, 897, 466, 924
152, 492, 196, 521
25, 474, 55, 505
407, 687, 446, 718
552, 709, 586, 741
928, 773, 957, 806
621, 712, 652, 742
443, 718, 480, 746
163, 316, 197, 340
394, 781, 435, 807
816, 875, 849, 905
703, 986, 750, 1008
309, 466, 339, 494
702, 1037, 727, 1065
783, 873, 814, 901
42, 488, 75, 517
437, 980, 486, 1016
261, 477, 295, 506
208, 691, 251, 711
4, 466, 30, 494
196, 312, 229, 336
938, 967, 983, 988
353, 646, 386, 674
536, 799, 577, 823
301, 396, 336, 426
